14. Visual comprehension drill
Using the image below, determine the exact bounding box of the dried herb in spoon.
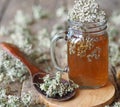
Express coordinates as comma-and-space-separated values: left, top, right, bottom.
37, 72, 79, 98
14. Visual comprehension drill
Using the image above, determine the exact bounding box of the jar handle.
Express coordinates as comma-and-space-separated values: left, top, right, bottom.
50, 32, 68, 72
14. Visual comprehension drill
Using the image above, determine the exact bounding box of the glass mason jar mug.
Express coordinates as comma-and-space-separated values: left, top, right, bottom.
51, 20, 108, 88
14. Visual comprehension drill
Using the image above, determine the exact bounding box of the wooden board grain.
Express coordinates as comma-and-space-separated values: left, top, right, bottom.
0, 0, 35, 25
0, 0, 10, 24
97, 0, 120, 15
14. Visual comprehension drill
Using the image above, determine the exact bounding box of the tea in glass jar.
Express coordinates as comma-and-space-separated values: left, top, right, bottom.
50, 0, 109, 88
67, 27, 108, 88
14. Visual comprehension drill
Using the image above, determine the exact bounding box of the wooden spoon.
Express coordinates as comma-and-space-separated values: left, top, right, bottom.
0, 42, 76, 101
0, 42, 45, 75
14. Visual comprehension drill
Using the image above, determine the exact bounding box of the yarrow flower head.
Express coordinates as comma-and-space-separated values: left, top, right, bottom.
68, 0, 106, 23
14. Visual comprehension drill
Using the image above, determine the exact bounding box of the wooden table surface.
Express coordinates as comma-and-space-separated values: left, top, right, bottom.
0, 0, 120, 106
0, 0, 120, 26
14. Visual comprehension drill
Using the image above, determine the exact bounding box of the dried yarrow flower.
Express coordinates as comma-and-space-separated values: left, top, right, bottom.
0, 26, 9, 36
56, 6, 68, 21
0, 49, 29, 83
68, 0, 106, 23
14, 10, 32, 26
105, 101, 120, 107
39, 72, 79, 97
109, 42, 120, 66
21, 92, 32, 106
32, 5, 49, 20
110, 11, 120, 26
0, 88, 32, 107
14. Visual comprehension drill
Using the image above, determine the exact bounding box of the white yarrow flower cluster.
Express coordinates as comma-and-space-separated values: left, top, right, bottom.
14, 10, 32, 27
0, 8, 51, 75
37, 29, 50, 49
39, 72, 79, 97
0, 88, 32, 107
32, 5, 48, 20
21, 92, 32, 106
68, 0, 106, 23
105, 102, 120, 107
109, 41, 120, 66
110, 11, 120, 26
0, 49, 29, 83
0, 26, 8, 36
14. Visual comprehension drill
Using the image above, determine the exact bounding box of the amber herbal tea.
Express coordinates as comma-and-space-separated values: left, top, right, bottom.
68, 33, 108, 88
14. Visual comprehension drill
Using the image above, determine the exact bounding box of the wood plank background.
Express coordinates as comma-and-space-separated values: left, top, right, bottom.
0, 0, 120, 26
0, 0, 120, 106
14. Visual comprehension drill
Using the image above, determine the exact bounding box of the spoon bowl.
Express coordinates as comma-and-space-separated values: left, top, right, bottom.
0, 42, 76, 101
33, 73, 76, 101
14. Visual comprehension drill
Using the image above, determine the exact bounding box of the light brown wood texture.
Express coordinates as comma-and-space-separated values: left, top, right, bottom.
0, 0, 10, 24
0, 0, 34, 25
39, 81, 115, 107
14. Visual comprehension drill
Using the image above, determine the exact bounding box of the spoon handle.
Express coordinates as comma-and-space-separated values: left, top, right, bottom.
0, 42, 43, 76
